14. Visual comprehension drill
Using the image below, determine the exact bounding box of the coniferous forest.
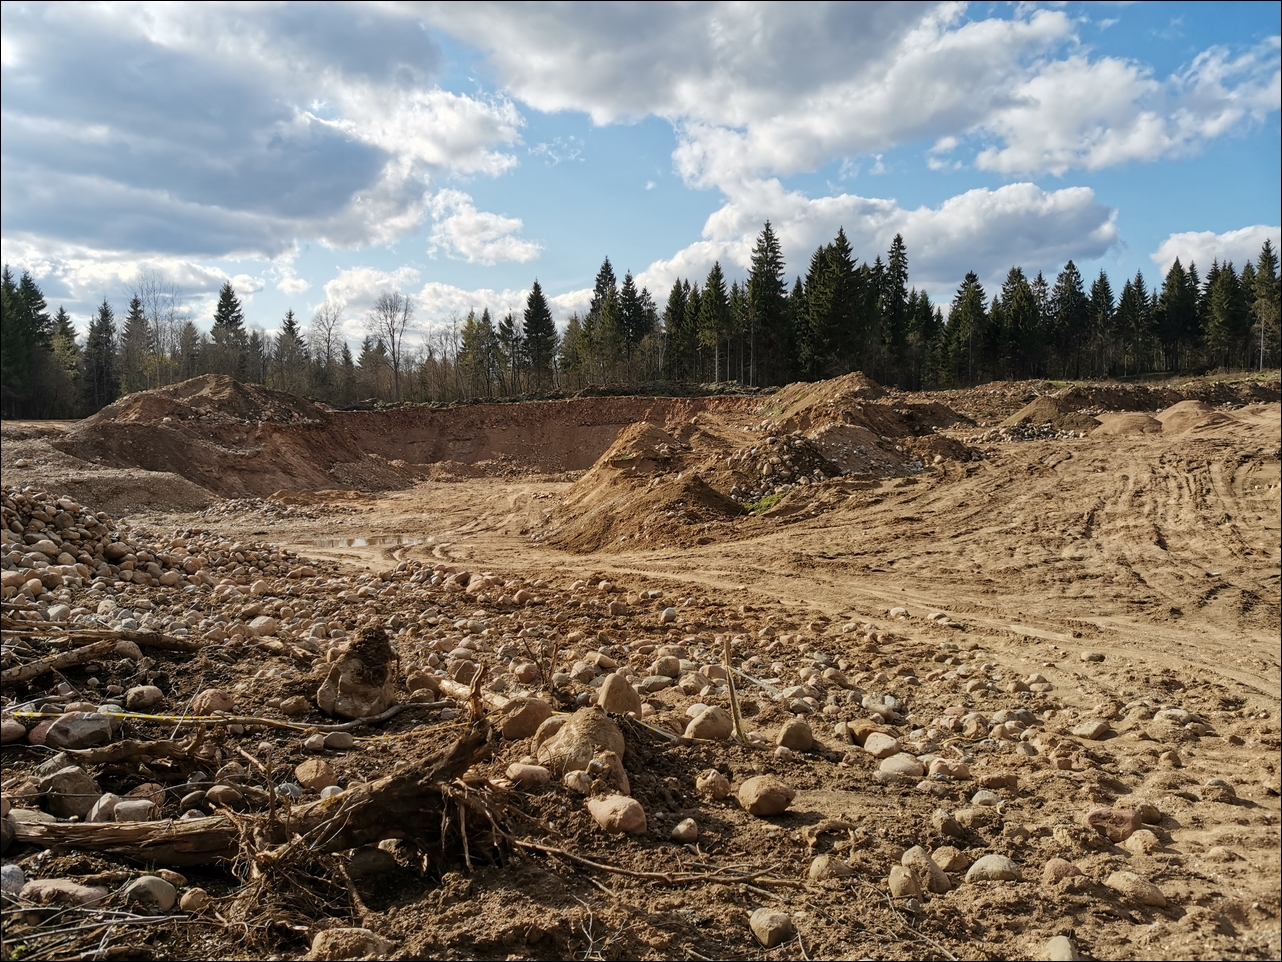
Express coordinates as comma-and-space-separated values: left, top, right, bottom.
2, 223, 1279, 419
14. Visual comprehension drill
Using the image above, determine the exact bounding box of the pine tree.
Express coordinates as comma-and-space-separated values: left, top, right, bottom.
209, 281, 248, 378
747, 221, 789, 386
880, 234, 910, 382
273, 309, 310, 395
49, 307, 83, 416
1155, 258, 1198, 371
1252, 240, 1280, 370
946, 272, 988, 385
1049, 261, 1089, 378
698, 262, 731, 384
83, 299, 120, 412
522, 280, 557, 389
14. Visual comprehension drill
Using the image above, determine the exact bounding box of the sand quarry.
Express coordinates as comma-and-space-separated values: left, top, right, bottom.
1, 372, 1279, 961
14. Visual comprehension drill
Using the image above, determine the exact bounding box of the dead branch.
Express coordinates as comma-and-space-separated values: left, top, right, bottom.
62, 737, 200, 765
6, 727, 493, 868
0, 639, 117, 684
512, 839, 800, 887
0, 624, 202, 653
289, 724, 492, 852
435, 678, 512, 712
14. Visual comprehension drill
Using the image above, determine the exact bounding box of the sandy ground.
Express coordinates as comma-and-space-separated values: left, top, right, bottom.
2, 375, 1279, 961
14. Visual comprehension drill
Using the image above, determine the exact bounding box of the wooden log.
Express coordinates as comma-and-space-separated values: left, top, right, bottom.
10, 817, 239, 866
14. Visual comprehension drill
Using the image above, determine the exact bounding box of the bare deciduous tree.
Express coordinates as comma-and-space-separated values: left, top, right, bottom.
310, 300, 344, 390
369, 292, 413, 401
130, 269, 187, 387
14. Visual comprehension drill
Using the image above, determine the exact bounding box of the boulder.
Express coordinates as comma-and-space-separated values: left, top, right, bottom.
597, 672, 646, 718
737, 775, 795, 817
684, 705, 734, 740
586, 795, 647, 834
536, 708, 625, 775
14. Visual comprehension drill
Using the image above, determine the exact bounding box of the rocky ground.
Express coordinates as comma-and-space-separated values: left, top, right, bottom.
1, 373, 1279, 961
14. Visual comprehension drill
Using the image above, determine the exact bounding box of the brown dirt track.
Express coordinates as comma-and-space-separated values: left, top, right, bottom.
2, 372, 1279, 961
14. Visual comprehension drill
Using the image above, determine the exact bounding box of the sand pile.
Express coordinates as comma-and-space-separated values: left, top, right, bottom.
53, 376, 396, 498
1000, 395, 1102, 432
1091, 412, 1164, 436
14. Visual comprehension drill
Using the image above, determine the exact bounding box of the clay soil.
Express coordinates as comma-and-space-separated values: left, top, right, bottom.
2, 372, 1280, 961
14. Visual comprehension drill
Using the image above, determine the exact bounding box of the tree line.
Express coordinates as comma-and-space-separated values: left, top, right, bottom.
2, 225, 1278, 418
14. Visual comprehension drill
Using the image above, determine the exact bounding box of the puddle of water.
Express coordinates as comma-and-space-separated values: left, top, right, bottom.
307, 535, 422, 548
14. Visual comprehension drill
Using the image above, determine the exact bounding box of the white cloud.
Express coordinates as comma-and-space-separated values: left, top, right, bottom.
427, 189, 541, 264
322, 266, 424, 318
426, 4, 1278, 187
1151, 225, 1281, 273
0, 233, 249, 313
976, 41, 1281, 174
636, 180, 1118, 301
0, 3, 523, 266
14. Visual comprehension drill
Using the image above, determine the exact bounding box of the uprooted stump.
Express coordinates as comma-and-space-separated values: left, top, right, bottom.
8, 724, 498, 867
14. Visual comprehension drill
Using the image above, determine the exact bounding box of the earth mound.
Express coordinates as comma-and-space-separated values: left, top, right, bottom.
1091, 412, 1164, 436
543, 422, 743, 552
53, 376, 393, 498
1001, 395, 1102, 432
1157, 399, 1239, 434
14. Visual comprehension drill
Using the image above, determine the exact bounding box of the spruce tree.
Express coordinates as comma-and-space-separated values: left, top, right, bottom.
698, 262, 730, 383
118, 295, 150, 393
946, 272, 987, 385
497, 311, 522, 395
274, 309, 310, 395
209, 281, 248, 378
1252, 240, 1280, 369
747, 221, 789, 386
1088, 271, 1115, 378
522, 280, 557, 389
1203, 263, 1249, 369
49, 307, 83, 416
1050, 261, 1089, 378
1155, 259, 1198, 371
83, 299, 120, 412
880, 234, 910, 381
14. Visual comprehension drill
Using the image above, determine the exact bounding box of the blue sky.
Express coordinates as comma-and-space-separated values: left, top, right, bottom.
1, 1, 1278, 351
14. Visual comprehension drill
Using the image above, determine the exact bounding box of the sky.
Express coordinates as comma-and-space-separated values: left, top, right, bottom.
1, 1, 1279, 351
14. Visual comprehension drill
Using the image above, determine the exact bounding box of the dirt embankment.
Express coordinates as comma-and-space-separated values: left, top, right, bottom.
332, 395, 756, 473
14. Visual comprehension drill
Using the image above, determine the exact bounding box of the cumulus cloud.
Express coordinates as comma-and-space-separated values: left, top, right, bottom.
0, 234, 254, 312
322, 266, 423, 316
0, 3, 522, 265
427, 190, 541, 264
637, 180, 1118, 300
976, 41, 1281, 174
1151, 225, 1281, 273
426, 3, 1278, 187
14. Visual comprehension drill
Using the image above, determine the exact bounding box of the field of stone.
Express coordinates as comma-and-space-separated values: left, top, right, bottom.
2, 372, 1279, 961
